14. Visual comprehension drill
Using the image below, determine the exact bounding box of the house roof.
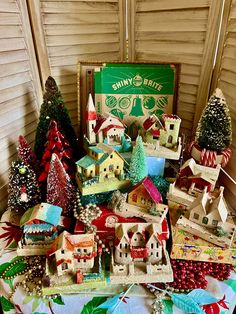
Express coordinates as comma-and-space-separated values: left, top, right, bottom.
129, 176, 162, 204
77, 143, 126, 169
48, 231, 95, 255
115, 223, 164, 247
143, 114, 163, 131
180, 158, 220, 182
20, 203, 62, 227
93, 114, 125, 134
162, 114, 181, 121
190, 187, 228, 223
86, 93, 97, 121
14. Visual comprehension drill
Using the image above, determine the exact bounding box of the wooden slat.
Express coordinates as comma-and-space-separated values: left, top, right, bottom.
0, 60, 30, 78
137, 0, 210, 12
45, 24, 119, 35
0, 25, 23, 38
41, 1, 118, 12
46, 33, 119, 46
136, 31, 206, 43
43, 13, 118, 25
0, 12, 21, 25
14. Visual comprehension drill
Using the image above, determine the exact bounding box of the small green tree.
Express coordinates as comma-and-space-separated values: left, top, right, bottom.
129, 135, 148, 185
195, 88, 232, 151
34, 76, 78, 160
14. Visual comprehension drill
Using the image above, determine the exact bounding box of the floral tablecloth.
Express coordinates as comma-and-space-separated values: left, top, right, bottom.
1, 250, 236, 314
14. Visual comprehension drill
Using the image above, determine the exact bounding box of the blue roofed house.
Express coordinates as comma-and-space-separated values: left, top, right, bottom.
18, 202, 62, 255
76, 143, 125, 182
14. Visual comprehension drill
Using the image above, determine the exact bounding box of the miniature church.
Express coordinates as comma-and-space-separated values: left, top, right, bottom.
85, 93, 125, 145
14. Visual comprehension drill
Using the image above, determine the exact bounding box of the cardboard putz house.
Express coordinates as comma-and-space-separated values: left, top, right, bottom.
109, 177, 169, 225
143, 113, 181, 148
85, 93, 125, 145
176, 187, 236, 248
76, 143, 130, 195
110, 222, 173, 284
175, 158, 221, 196
48, 231, 97, 277
17, 203, 62, 256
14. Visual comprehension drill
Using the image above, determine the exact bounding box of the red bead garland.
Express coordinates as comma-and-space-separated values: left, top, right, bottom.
169, 259, 234, 290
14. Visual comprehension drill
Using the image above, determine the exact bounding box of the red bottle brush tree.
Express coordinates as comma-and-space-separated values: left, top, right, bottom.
17, 135, 40, 176
38, 120, 76, 191
46, 154, 76, 217
8, 160, 41, 213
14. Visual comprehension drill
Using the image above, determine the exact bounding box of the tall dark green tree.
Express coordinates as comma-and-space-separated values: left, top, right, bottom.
195, 88, 232, 152
34, 76, 78, 159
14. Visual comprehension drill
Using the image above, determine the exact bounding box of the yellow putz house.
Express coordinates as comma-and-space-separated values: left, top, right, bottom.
76, 143, 130, 195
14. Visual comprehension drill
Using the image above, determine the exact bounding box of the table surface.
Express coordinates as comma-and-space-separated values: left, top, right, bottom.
0, 250, 236, 314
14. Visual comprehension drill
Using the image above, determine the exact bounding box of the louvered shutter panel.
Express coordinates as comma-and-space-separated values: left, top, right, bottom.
28, 0, 126, 132
0, 0, 41, 211
129, 0, 223, 136
212, 0, 236, 209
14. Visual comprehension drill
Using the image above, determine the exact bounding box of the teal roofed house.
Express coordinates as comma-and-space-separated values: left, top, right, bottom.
19, 202, 62, 247
76, 143, 125, 183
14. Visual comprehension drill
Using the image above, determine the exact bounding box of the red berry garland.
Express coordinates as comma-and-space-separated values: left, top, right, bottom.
168, 259, 234, 291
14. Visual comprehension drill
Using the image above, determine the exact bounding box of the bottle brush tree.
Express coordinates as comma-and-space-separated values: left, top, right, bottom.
195, 88, 232, 152
38, 120, 76, 194
34, 76, 78, 160
8, 160, 41, 213
46, 154, 76, 217
129, 135, 148, 185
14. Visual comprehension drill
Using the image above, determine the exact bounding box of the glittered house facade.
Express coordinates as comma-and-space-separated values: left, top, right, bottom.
49, 231, 97, 276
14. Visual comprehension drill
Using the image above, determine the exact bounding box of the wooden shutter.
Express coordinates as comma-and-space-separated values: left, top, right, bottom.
0, 0, 41, 211
28, 0, 126, 133
211, 0, 236, 209
129, 0, 223, 136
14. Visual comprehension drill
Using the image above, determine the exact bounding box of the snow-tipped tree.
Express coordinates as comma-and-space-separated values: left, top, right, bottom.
8, 160, 41, 213
195, 88, 232, 151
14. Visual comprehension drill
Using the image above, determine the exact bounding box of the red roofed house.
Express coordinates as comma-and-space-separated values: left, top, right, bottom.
48, 231, 97, 277
175, 158, 221, 196
143, 113, 181, 149
85, 94, 125, 145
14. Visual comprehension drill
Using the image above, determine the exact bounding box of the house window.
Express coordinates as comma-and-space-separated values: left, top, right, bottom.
151, 252, 153, 255
170, 124, 174, 130
193, 213, 199, 220
125, 253, 128, 257
77, 259, 80, 263
212, 220, 218, 227
120, 252, 122, 257
202, 217, 208, 225
141, 197, 146, 205
84, 259, 86, 263
151, 243, 154, 249
104, 168, 107, 172
77, 248, 81, 252
62, 262, 68, 270
110, 155, 113, 159
84, 249, 87, 253
156, 243, 158, 248
156, 252, 159, 257
117, 166, 119, 169
120, 243, 122, 249
83, 169, 86, 174
90, 170, 93, 174
61, 249, 64, 254
155, 122, 159, 128
92, 123, 94, 129
109, 164, 114, 171
132, 193, 137, 202
125, 243, 128, 249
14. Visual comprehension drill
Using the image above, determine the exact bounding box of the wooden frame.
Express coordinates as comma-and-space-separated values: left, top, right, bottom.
77, 61, 180, 139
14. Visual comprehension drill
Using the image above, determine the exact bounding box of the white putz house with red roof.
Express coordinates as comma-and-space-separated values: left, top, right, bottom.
85, 93, 125, 145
